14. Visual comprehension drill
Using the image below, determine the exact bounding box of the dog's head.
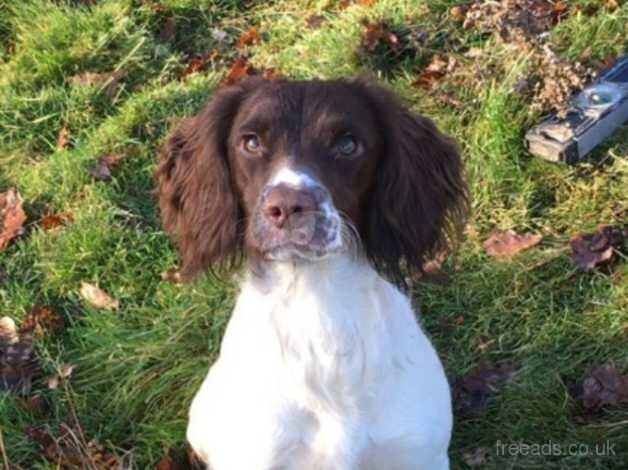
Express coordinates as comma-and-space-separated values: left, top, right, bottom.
155, 78, 467, 286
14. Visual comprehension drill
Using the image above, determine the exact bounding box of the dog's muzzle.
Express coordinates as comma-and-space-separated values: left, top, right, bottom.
253, 177, 343, 261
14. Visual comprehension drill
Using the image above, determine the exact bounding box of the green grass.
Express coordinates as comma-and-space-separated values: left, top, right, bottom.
0, 0, 627, 468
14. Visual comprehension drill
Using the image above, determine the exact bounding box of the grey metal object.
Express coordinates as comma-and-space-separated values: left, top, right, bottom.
525, 56, 628, 164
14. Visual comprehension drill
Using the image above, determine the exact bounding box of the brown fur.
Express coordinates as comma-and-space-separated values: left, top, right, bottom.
155, 77, 468, 287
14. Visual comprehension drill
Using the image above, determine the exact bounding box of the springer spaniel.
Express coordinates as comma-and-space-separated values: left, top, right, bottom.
155, 77, 467, 470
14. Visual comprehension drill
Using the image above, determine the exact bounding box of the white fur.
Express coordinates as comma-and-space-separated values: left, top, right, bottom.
271, 167, 318, 188
187, 255, 453, 470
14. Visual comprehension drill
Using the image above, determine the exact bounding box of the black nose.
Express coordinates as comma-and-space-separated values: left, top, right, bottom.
262, 185, 318, 228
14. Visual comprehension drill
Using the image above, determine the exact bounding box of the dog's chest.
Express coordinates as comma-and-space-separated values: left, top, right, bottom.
229, 261, 392, 407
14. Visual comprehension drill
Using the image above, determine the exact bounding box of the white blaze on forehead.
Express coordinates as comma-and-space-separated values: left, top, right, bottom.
270, 167, 319, 188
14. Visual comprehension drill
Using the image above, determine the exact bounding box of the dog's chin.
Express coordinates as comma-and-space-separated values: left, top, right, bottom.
263, 241, 345, 262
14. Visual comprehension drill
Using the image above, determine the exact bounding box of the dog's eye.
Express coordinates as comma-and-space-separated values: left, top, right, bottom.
243, 134, 262, 153
336, 134, 358, 156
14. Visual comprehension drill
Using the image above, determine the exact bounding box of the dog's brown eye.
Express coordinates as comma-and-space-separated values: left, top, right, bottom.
243, 134, 261, 153
337, 134, 358, 156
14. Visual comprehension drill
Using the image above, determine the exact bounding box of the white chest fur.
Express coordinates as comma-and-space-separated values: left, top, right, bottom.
187, 255, 452, 470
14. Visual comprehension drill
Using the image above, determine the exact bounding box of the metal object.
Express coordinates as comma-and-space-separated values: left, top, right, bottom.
525, 56, 628, 164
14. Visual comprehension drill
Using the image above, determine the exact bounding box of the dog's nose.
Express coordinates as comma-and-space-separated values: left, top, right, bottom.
263, 186, 318, 228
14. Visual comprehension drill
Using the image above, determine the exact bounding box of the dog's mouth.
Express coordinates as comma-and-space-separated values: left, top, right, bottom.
253, 210, 344, 261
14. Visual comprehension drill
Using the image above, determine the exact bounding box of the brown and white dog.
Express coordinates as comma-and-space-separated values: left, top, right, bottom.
155, 77, 467, 470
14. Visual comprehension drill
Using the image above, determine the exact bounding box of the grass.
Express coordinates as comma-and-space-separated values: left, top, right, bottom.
0, 0, 627, 468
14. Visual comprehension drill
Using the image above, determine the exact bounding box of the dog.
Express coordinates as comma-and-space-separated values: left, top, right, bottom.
155, 77, 467, 470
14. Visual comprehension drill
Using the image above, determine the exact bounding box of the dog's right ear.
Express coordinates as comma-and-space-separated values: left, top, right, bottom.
155, 81, 254, 278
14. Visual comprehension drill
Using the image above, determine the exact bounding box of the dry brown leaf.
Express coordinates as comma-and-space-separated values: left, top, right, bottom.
483, 229, 542, 258
450, 5, 469, 22
40, 212, 73, 231
28, 423, 121, 469
0, 188, 27, 252
0, 337, 37, 395
305, 14, 326, 29
79, 282, 119, 311
237, 26, 260, 48
19, 305, 65, 337
463, 0, 569, 42
413, 54, 456, 90
69, 70, 126, 99
57, 126, 70, 150
47, 364, 75, 390
89, 151, 132, 182
571, 364, 628, 413
223, 57, 255, 85
161, 268, 183, 284
361, 19, 400, 52
179, 50, 219, 79
453, 362, 515, 416
570, 225, 626, 272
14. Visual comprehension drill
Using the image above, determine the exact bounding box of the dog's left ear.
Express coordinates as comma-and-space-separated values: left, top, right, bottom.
357, 80, 469, 287
155, 79, 258, 278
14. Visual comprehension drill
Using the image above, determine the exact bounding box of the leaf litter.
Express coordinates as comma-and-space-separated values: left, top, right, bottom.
570, 364, 628, 422
28, 422, 121, 469
483, 229, 543, 258
79, 282, 120, 311
570, 225, 627, 272
0, 188, 27, 252
1, 306, 65, 396
453, 361, 516, 416
89, 150, 135, 182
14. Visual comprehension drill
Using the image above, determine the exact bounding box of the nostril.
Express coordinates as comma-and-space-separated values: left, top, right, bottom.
267, 206, 282, 219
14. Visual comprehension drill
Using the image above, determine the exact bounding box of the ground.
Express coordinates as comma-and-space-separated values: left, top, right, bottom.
0, 0, 627, 469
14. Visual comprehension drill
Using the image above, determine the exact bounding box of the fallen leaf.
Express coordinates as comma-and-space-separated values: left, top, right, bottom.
0, 316, 19, 346
28, 422, 120, 469
0, 188, 27, 252
40, 212, 73, 231
570, 225, 626, 272
0, 337, 36, 395
571, 365, 628, 412
462, 447, 490, 467
414, 54, 456, 90
483, 229, 542, 258
57, 126, 70, 150
361, 19, 400, 52
47, 364, 75, 390
159, 15, 177, 43
305, 14, 326, 29
69, 70, 126, 99
450, 5, 469, 22
179, 50, 219, 79
237, 26, 260, 48
161, 268, 183, 284
19, 305, 65, 337
79, 282, 119, 311
89, 151, 132, 182
463, 0, 569, 42
223, 57, 255, 85
453, 362, 515, 416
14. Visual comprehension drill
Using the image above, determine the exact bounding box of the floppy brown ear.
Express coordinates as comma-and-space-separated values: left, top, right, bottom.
155, 83, 251, 278
358, 81, 469, 287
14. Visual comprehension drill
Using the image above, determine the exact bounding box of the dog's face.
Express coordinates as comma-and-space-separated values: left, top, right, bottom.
227, 81, 383, 261
156, 78, 467, 286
